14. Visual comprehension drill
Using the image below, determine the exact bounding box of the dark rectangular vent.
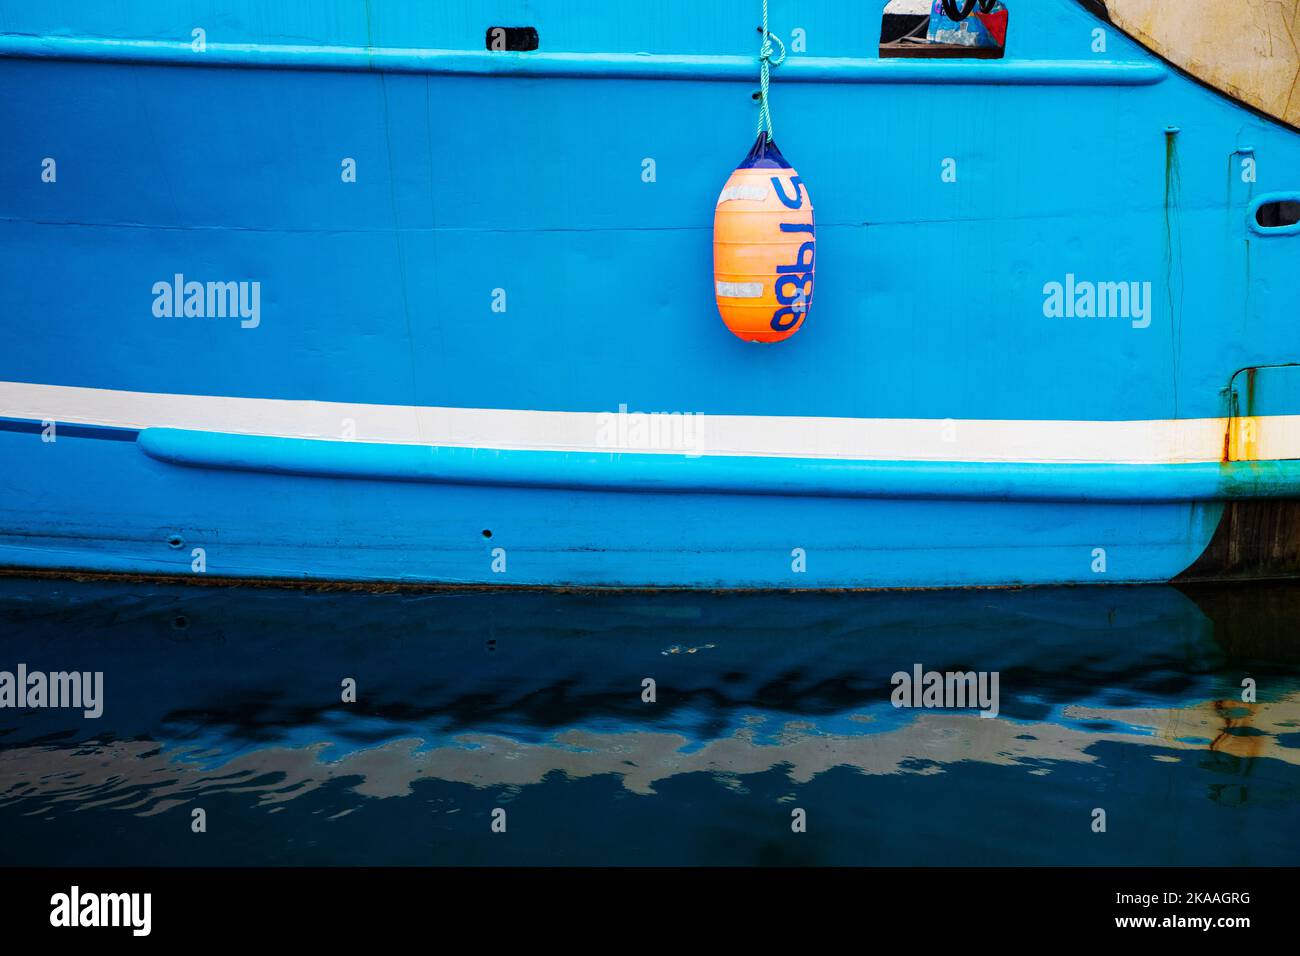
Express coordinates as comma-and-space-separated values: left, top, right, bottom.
486, 27, 539, 52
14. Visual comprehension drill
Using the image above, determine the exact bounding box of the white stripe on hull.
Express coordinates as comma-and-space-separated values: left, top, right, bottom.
1, 380, 1290, 464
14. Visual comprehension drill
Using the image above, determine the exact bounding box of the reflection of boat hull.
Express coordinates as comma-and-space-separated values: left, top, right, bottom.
0, 576, 1266, 744
1, 577, 1297, 867
4, 0, 1300, 588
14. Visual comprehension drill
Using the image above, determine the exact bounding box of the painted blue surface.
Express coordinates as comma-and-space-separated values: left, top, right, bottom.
0, 427, 1222, 587
0, 0, 1295, 419
0, 34, 1167, 85
1229, 364, 1300, 418
1, 0, 1297, 587
138, 426, 1300, 503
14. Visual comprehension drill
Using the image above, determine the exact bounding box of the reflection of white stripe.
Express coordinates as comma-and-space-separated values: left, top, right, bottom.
0, 380, 1291, 464
715, 281, 764, 299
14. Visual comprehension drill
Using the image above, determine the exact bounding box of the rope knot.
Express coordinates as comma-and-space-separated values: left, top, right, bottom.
760, 31, 786, 67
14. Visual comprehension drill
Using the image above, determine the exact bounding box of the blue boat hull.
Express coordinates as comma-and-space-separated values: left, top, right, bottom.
0, 420, 1229, 587
3, 0, 1300, 588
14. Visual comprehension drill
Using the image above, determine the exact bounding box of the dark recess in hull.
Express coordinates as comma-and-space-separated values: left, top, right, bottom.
1176, 500, 1300, 584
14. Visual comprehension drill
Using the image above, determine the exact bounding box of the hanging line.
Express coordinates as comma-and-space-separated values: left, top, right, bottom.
755, 0, 787, 142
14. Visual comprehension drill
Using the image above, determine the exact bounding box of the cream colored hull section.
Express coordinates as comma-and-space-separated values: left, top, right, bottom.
1105, 0, 1300, 127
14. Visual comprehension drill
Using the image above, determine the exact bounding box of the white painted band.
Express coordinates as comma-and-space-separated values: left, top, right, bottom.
0, 380, 1288, 464
715, 281, 765, 298
716, 185, 769, 204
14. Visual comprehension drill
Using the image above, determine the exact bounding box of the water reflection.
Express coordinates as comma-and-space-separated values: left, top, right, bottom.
0, 578, 1297, 865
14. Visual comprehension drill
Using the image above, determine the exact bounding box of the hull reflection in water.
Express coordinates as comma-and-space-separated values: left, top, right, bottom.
0, 577, 1298, 865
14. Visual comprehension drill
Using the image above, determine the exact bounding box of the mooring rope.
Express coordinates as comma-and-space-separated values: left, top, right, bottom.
755, 0, 787, 142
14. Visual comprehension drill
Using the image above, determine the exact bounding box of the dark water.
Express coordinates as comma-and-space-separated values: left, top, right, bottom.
1, 577, 1298, 866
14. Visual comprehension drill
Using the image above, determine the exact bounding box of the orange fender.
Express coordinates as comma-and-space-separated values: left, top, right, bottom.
713, 135, 815, 343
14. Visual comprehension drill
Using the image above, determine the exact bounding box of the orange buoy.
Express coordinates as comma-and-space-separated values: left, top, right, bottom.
713, 134, 815, 343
